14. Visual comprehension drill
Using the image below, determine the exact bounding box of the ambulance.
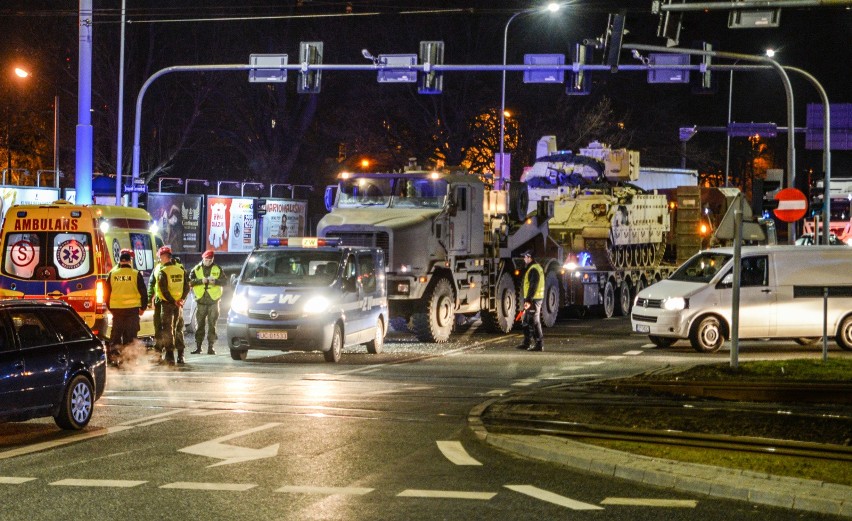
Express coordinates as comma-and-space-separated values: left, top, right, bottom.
227, 237, 387, 363
0, 201, 161, 338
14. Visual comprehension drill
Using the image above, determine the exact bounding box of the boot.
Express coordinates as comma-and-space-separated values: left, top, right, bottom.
190, 345, 202, 354
527, 342, 543, 352
176, 350, 186, 364
515, 335, 531, 350
207, 346, 216, 355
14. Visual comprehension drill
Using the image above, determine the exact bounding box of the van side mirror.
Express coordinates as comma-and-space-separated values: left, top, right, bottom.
447, 194, 457, 216
230, 273, 239, 286
718, 273, 733, 289
324, 185, 338, 212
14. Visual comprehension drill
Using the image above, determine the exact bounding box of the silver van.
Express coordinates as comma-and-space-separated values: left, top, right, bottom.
631, 245, 852, 352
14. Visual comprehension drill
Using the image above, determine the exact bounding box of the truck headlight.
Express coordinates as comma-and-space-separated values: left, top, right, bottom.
231, 295, 249, 315
396, 282, 410, 295
303, 295, 330, 314
662, 297, 688, 311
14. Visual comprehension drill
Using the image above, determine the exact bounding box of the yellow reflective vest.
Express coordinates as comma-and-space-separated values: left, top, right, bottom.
192, 264, 223, 301
109, 265, 141, 309
523, 263, 545, 301
156, 262, 186, 302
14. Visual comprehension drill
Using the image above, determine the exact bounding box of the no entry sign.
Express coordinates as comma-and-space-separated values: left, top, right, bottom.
773, 188, 808, 222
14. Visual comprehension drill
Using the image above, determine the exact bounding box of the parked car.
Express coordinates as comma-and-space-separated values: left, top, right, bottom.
0, 300, 107, 430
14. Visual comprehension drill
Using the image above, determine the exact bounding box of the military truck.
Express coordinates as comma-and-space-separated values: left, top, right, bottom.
523, 137, 774, 319
317, 163, 561, 342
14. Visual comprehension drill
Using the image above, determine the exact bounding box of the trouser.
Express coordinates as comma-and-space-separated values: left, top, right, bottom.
154, 300, 185, 353
160, 301, 184, 362
194, 301, 220, 349
109, 308, 140, 347
522, 300, 544, 347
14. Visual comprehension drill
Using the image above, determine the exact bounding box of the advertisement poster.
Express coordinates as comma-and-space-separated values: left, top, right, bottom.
206, 197, 231, 252
261, 199, 307, 244
0, 187, 61, 222
228, 198, 256, 252
147, 193, 203, 252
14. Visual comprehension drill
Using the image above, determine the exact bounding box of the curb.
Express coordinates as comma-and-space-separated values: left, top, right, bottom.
470, 410, 852, 517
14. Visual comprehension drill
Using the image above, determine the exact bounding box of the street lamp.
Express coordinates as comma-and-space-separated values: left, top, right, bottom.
5, 66, 31, 183
498, 2, 564, 183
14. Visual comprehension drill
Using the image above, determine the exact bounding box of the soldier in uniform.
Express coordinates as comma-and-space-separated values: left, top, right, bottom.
155, 246, 189, 365
516, 250, 545, 352
189, 249, 226, 355
104, 249, 147, 365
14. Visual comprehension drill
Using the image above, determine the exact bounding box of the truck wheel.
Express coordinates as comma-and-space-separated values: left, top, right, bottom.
615, 281, 631, 316
324, 323, 343, 362
598, 279, 615, 318
836, 315, 852, 351
648, 335, 677, 348
481, 272, 516, 334
230, 348, 248, 361
366, 318, 384, 354
689, 315, 724, 353
507, 182, 529, 223
541, 271, 560, 328
411, 278, 454, 343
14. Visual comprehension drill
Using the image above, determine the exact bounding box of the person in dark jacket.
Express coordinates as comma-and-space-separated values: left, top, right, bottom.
516, 250, 545, 351
104, 249, 147, 365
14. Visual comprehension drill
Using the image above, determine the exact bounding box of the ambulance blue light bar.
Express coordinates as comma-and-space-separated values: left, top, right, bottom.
266, 237, 342, 248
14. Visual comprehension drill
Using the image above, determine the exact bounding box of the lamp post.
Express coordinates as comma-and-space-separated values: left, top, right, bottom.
5, 66, 30, 181
498, 2, 562, 183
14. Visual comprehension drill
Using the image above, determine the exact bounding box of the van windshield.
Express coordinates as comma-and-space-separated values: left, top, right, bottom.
2, 232, 94, 280
241, 250, 342, 287
670, 252, 731, 283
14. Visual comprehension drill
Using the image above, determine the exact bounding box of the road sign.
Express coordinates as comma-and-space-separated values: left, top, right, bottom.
249, 54, 288, 83
123, 184, 148, 194
773, 188, 808, 222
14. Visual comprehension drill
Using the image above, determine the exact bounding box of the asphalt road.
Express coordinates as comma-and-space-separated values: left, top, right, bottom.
1, 316, 848, 521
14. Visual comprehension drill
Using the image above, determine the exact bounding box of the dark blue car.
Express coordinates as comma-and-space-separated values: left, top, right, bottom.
0, 300, 106, 430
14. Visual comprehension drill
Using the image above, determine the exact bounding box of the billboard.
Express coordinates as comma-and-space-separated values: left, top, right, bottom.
206, 196, 256, 253
0, 187, 61, 222
261, 199, 307, 243
147, 193, 204, 253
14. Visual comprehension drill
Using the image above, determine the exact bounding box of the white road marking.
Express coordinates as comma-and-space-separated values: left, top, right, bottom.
134, 418, 176, 427
436, 441, 482, 466
275, 485, 373, 495
119, 410, 186, 426
160, 482, 257, 491
485, 389, 511, 396
340, 337, 506, 375
0, 477, 36, 484
543, 373, 601, 380
50, 478, 147, 488
601, 497, 698, 508
605, 355, 625, 360
0, 426, 134, 460
179, 423, 281, 467
640, 343, 658, 349
511, 378, 539, 387
504, 485, 604, 510
397, 489, 496, 500
582, 361, 606, 366
623, 350, 644, 355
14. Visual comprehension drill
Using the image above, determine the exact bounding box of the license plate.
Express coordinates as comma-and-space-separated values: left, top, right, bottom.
635, 324, 650, 333
257, 330, 288, 340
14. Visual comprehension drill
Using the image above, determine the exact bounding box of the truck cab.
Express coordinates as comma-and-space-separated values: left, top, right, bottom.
226, 237, 387, 363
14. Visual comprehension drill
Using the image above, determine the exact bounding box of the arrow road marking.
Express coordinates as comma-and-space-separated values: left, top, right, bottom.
505, 485, 604, 510
179, 423, 281, 467
436, 441, 482, 466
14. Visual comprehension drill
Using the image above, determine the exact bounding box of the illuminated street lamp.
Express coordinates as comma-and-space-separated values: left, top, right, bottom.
498, 2, 564, 180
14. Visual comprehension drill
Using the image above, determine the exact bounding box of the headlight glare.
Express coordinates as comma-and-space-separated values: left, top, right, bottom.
231, 295, 249, 315
303, 295, 330, 314
663, 297, 687, 311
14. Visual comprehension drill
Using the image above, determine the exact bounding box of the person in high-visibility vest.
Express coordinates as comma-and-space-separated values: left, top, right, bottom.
516, 250, 545, 352
148, 254, 187, 362
189, 249, 226, 355
104, 248, 147, 365
155, 246, 189, 365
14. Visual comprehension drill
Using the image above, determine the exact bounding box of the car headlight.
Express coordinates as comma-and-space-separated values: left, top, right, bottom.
231, 295, 249, 315
662, 297, 688, 311
303, 295, 330, 314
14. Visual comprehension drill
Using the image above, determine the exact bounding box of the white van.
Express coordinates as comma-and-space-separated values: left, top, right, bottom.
631, 245, 852, 352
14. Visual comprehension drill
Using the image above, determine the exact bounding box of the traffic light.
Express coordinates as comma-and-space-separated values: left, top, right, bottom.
297, 41, 323, 94
418, 41, 444, 94
253, 199, 267, 219
654, 0, 683, 47
692, 41, 718, 95
566, 44, 591, 95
